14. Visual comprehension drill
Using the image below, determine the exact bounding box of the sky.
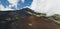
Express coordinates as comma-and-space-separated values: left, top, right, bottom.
0, 0, 60, 16
29, 0, 60, 16
0, 0, 32, 11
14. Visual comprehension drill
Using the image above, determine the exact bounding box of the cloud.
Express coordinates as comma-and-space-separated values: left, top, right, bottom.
29, 0, 60, 16
0, 0, 20, 11
21, 0, 25, 3
0, 0, 31, 11
8, 0, 25, 9
30, 0, 48, 13
0, 0, 19, 11
8, 0, 19, 9
0, 4, 14, 11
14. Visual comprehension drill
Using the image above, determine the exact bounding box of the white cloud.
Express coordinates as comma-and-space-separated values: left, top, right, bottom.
29, 0, 60, 16
7, 0, 25, 9
30, 0, 48, 13
0, 0, 19, 11
0, 0, 28, 11
8, 0, 19, 9
21, 0, 25, 3
0, 4, 14, 11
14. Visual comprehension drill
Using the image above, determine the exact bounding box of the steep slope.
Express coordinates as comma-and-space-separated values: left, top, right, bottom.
0, 8, 34, 29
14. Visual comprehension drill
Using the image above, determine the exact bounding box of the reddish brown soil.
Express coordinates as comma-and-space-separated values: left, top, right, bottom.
26, 15, 60, 29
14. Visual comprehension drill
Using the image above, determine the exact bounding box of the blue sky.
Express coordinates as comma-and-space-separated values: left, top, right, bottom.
0, 0, 33, 10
